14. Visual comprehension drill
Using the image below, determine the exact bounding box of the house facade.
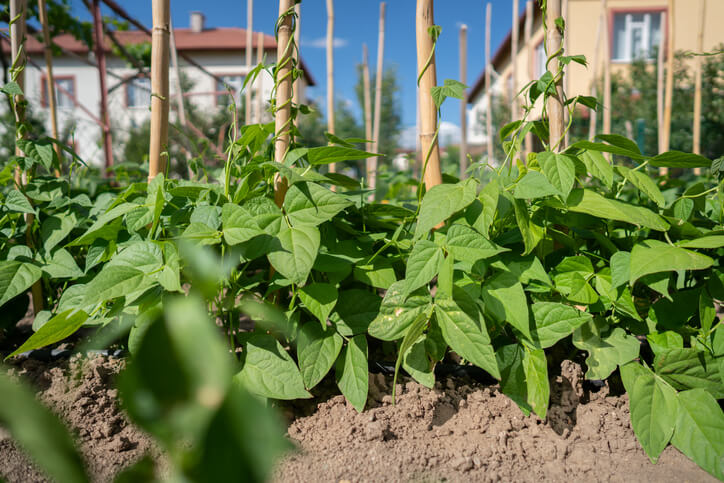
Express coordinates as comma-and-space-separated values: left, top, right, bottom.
466, 0, 724, 151
1, 12, 315, 166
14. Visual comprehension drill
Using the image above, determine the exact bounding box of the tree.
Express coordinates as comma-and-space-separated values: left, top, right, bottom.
354, 64, 402, 161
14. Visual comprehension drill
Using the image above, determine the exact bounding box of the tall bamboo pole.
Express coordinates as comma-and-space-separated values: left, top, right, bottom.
326, 0, 336, 174
256, 31, 264, 123
588, 2, 604, 140
274, 0, 294, 206
292, 2, 301, 111
661, 0, 675, 175
91, 0, 114, 171
363, 44, 374, 200
148, 0, 169, 180
601, 0, 611, 139
37, 0, 61, 173
416, 0, 442, 188
562, 0, 569, 147
546, 0, 564, 152
657, 11, 666, 153
245, 0, 253, 124
485, 2, 493, 164
692, 0, 705, 175
371, 1, 386, 192
459, 24, 468, 178
524, 0, 534, 155
511, 0, 519, 120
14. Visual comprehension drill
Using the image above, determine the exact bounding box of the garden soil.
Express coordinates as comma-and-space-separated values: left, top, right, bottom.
0, 356, 716, 483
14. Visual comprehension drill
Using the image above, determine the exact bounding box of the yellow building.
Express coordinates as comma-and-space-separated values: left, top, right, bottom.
466, 0, 724, 150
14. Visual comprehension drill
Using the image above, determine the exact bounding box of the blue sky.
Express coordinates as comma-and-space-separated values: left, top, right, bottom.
72, 0, 524, 138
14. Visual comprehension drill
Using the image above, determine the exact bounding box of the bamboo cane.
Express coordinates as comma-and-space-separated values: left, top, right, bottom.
459, 24, 468, 179
657, 11, 665, 154
524, 0, 534, 155
256, 31, 264, 123
485, 2, 493, 165
601, 0, 611, 141
363, 44, 373, 200
661, 0, 674, 175
370, 1, 386, 194
416, 0, 442, 188
511, 0, 519, 121
546, 0, 564, 152
692, 0, 705, 175
274, 0, 294, 207
37, 0, 61, 175
91, 0, 114, 171
245, 0, 253, 124
562, 0, 569, 147
292, 2, 301, 111
149, 0, 170, 180
326, 0, 336, 175
588, 2, 604, 140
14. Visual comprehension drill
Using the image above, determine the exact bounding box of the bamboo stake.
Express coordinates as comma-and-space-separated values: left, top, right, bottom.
601, 0, 611, 140
416, 0, 442, 188
148, 0, 170, 180
661, 0, 675, 175
37, 0, 61, 174
274, 0, 294, 207
371, 1, 386, 193
363, 44, 374, 200
292, 2, 301, 111
546, 0, 564, 152
588, 2, 604, 140
524, 0, 534, 155
511, 0, 519, 121
256, 31, 264, 123
562, 0, 569, 147
485, 2, 493, 164
657, 11, 666, 154
326, 0, 336, 174
693, 0, 705, 175
245, 0, 253, 124
459, 24, 468, 178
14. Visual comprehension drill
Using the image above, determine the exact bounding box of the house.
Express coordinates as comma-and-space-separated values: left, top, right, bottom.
466, 0, 724, 153
1, 11, 315, 166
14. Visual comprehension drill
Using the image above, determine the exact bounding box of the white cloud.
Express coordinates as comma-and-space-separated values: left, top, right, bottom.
399, 125, 418, 150
302, 37, 348, 49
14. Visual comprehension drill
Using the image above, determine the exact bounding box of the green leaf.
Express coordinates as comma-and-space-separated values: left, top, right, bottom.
568, 139, 647, 160
221, 203, 264, 245
297, 323, 343, 389
616, 166, 665, 207
307, 145, 379, 165
334, 289, 382, 336
699, 290, 716, 335
4, 189, 35, 214
649, 151, 712, 169
620, 363, 679, 463
0, 261, 42, 308
267, 225, 320, 285
653, 348, 724, 398
283, 182, 353, 226
496, 344, 532, 416
435, 297, 500, 379
629, 240, 713, 285
565, 189, 669, 231
482, 271, 531, 340
41, 249, 83, 279
181, 222, 221, 245
298, 283, 338, 327
610, 251, 631, 288
415, 179, 477, 239
572, 318, 640, 379
597, 134, 642, 155
352, 256, 397, 289
445, 224, 508, 264
673, 198, 694, 221
0, 372, 88, 483
514, 171, 559, 199
394, 311, 432, 400
430, 79, 467, 108
1, 81, 24, 96
368, 281, 432, 341
522, 347, 549, 419
335, 335, 368, 412
538, 151, 576, 198
7, 310, 88, 359
404, 240, 444, 295
510, 195, 544, 255
531, 302, 592, 348
68, 202, 140, 246
677, 235, 724, 249
237, 334, 311, 400
478, 179, 499, 238
671, 389, 724, 480
40, 212, 78, 253
646, 331, 684, 357
579, 150, 614, 188
82, 265, 154, 308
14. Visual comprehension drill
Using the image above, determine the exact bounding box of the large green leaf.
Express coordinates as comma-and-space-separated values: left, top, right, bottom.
572, 318, 640, 379
333, 289, 382, 336
335, 335, 368, 412
565, 189, 669, 231
629, 240, 713, 285
7, 310, 88, 358
403, 240, 444, 295
531, 302, 592, 348
298, 283, 338, 327
107, 241, 164, 274
579, 150, 613, 188
616, 166, 665, 207
403, 336, 435, 389
41, 249, 83, 279
307, 145, 378, 165
236, 334, 311, 400
482, 271, 530, 340
478, 178, 499, 237
513, 171, 559, 199
267, 225, 320, 285
620, 363, 679, 463
653, 348, 724, 398
221, 203, 264, 245
496, 344, 532, 416
677, 235, 724, 249
538, 151, 576, 198
510, 195, 544, 255
671, 389, 724, 480
522, 347, 549, 419
82, 265, 153, 307
568, 139, 647, 160
445, 224, 508, 263
414, 179, 477, 238
352, 255, 397, 289
649, 151, 712, 169
297, 323, 343, 389
368, 281, 432, 341
4, 189, 35, 214
0, 261, 42, 308
67, 202, 140, 246
435, 296, 500, 379
41, 212, 78, 253
283, 182, 353, 226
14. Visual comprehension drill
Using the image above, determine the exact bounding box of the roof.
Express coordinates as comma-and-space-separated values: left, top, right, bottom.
467, 6, 542, 103
6, 27, 316, 86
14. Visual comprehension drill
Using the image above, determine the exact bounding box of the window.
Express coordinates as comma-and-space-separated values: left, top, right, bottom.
215, 75, 244, 106
535, 41, 546, 78
43, 77, 75, 109
126, 77, 151, 108
612, 11, 662, 62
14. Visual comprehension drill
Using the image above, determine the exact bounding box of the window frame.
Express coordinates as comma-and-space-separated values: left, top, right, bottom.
124, 75, 152, 109
41, 75, 76, 110
609, 6, 667, 64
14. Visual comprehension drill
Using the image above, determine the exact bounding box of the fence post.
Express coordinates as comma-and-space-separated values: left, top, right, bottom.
149, 0, 170, 180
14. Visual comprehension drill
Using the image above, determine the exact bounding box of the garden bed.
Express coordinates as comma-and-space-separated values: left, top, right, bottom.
0, 353, 714, 483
